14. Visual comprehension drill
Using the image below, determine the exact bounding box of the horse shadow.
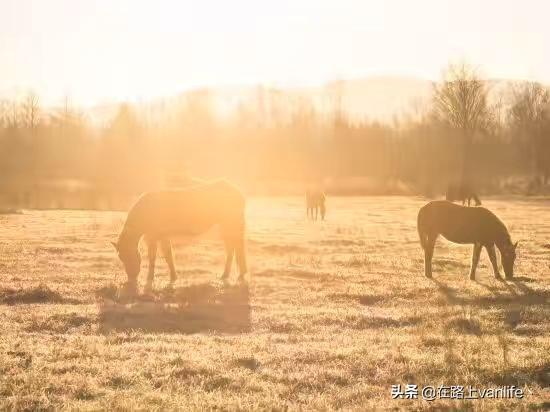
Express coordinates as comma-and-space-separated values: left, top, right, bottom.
432, 278, 548, 308
97, 282, 251, 334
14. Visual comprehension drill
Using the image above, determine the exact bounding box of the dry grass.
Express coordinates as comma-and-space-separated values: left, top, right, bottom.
0, 197, 548, 410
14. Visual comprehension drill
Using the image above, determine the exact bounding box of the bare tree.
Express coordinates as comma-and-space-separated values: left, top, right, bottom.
433, 63, 493, 140
21, 92, 40, 131
8, 99, 20, 129
326, 80, 346, 131
0, 99, 8, 128
508, 82, 550, 184
432, 63, 493, 184
52, 95, 86, 141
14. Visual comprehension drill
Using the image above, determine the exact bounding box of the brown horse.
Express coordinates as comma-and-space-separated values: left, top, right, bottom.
112, 180, 247, 292
306, 190, 326, 220
417, 201, 517, 280
446, 182, 481, 206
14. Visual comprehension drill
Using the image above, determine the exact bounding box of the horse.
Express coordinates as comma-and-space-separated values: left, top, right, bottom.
417, 200, 517, 280
446, 182, 481, 206
306, 190, 326, 220
112, 180, 247, 292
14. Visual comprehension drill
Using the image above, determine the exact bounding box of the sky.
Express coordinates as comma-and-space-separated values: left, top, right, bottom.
1, 0, 549, 106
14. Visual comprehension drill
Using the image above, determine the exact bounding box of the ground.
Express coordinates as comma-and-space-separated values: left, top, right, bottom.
0, 197, 548, 410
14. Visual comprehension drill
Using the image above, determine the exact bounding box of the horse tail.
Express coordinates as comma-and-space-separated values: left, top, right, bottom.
417, 206, 428, 250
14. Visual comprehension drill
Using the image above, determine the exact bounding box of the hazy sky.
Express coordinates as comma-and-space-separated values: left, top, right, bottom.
1, 0, 548, 106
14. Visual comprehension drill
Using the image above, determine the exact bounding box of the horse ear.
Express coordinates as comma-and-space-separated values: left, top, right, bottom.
111, 241, 119, 252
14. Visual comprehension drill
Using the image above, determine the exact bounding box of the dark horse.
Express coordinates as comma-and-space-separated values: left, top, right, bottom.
417, 201, 517, 280
446, 182, 481, 206
112, 180, 247, 292
306, 190, 326, 220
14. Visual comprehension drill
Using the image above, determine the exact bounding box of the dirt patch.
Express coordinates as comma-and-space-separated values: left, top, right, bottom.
0, 284, 79, 305
446, 317, 483, 336
98, 283, 251, 334
24, 313, 94, 333
233, 356, 261, 371
487, 363, 550, 387
255, 269, 332, 282
262, 244, 310, 254
0, 208, 23, 215
316, 239, 365, 247
347, 315, 422, 329
328, 293, 385, 306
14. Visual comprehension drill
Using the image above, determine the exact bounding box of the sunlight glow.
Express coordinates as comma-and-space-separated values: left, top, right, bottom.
1, 0, 549, 106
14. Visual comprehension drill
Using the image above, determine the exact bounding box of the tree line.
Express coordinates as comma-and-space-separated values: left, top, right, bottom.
0, 63, 549, 208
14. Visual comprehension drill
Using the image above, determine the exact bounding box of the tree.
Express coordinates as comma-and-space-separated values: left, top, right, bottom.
21, 92, 40, 131
326, 80, 346, 131
433, 63, 493, 137
508, 82, 550, 183
0, 99, 7, 128
432, 63, 493, 183
53, 95, 87, 139
8, 99, 20, 129
109, 103, 142, 141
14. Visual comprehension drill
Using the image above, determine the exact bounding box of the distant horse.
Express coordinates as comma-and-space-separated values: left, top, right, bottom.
446, 182, 481, 206
112, 180, 247, 292
417, 200, 517, 280
306, 190, 326, 220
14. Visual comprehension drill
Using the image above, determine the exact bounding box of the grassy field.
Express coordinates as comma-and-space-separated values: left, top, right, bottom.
0, 196, 548, 410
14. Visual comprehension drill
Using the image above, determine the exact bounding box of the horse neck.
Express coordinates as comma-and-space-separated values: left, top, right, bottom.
118, 226, 142, 250
495, 229, 512, 252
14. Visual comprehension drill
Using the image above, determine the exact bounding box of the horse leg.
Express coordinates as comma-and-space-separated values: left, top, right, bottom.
469, 243, 482, 280
485, 244, 502, 279
160, 239, 177, 286
424, 235, 437, 278
221, 236, 235, 281
235, 233, 248, 282
145, 236, 158, 293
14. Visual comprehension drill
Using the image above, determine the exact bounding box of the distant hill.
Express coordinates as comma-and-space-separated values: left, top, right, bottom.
306, 76, 434, 122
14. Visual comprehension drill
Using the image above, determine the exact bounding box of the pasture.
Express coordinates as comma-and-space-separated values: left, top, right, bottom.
0, 197, 548, 410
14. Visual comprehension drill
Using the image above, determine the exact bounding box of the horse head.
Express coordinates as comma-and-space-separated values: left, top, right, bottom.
500, 241, 518, 279
111, 238, 141, 283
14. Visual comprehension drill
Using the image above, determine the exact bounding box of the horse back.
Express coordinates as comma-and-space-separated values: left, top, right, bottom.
418, 201, 506, 245
126, 180, 245, 236
306, 190, 325, 207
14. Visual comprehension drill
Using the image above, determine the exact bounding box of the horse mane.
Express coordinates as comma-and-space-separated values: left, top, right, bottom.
488, 209, 512, 246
